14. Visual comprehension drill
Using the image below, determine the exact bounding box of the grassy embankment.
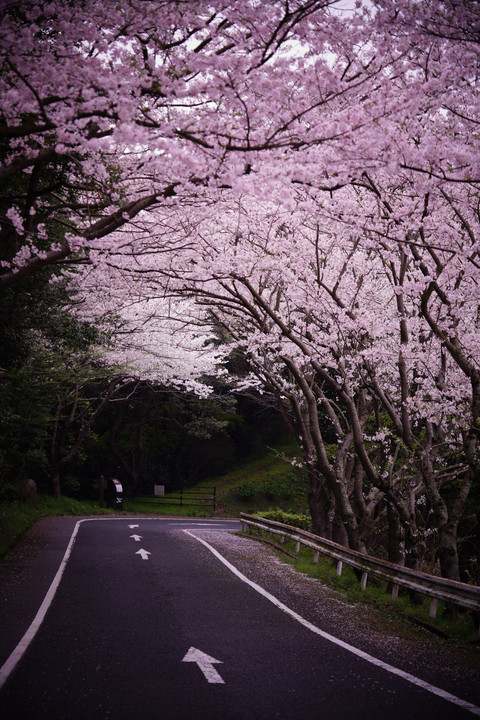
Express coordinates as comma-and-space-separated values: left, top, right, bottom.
0, 495, 114, 558
126, 442, 309, 518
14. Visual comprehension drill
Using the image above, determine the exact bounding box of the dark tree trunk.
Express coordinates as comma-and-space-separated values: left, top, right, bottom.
50, 466, 61, 499
386, 502, 405, 566
331, 502, 349, 547
307, 472, 328, 537
437, 523, 461, 582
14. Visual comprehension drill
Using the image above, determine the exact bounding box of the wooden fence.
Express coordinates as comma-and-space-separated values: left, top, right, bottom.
140, 486, 217, 511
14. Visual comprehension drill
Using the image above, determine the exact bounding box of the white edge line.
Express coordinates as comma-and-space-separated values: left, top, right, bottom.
184, 529, 480, 717
0, 516, 156, 690
0, 517, 82, 690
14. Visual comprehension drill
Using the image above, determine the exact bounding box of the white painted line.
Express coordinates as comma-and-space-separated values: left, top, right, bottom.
168, 522, 237, 525
168, 523, 234, 527
184, 530, 480, 717
0, 516, 152, 689
0, 518, 83, 690
182, 646, 225, 684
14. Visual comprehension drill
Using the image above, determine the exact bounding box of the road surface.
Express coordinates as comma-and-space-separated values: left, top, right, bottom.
0, 517, 479, 719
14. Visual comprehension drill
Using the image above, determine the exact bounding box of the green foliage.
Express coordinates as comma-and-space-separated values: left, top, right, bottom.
256, 509, 312, 531
0, 362, 52, 490
189, 442, 308, 516
228, 471, 305, 504
0, 267, 115, 498
232, 477, 294, 499
123, 497, 211, 517
234, 480, 262, 498
0, 271, 88, 368
0, 496, 113, 559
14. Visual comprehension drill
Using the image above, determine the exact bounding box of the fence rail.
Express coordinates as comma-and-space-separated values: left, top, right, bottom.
240, 513, 480, 628
140, 486, 217, 511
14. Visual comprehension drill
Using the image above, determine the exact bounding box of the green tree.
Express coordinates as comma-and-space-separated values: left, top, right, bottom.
0, 268, 123, 498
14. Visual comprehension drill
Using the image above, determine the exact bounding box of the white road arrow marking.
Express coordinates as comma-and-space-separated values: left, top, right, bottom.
130, 534, 142, 542
135, 548, 151, 560
128, 524, 139, 529
182, 647, 225, 684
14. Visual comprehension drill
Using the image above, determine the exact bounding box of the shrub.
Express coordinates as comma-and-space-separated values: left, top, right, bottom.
257, 509, 312, 531
231, 473, 301, 501
234, 480, 262, 498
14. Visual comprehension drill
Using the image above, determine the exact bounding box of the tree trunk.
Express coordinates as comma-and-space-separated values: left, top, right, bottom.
437, 523, 461, 582
335, 481, 363, 551
331, 500, 349, 546
404, 527, 420, 573
49, 378, 127, 498
307, 472, 328, 537
51, 466, 61, 499
287, 361, 364, 551
386, 502, 405, 565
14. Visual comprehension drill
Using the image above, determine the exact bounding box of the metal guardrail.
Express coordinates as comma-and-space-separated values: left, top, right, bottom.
240, 513, 480, 627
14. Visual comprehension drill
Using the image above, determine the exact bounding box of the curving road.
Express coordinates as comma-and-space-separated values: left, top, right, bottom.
0, 517, 479, 719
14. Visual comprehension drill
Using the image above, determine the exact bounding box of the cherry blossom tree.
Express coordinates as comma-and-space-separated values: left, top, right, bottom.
110, 171, 476, 575
69, 264, 226, 395
331, 168, 479, 579
1, 0, 371, 286
1, 0, 478, 578
321, 0, 480, 576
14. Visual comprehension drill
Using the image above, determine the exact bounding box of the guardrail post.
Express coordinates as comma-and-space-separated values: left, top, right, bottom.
295, 541, 301, 554
238, 513, 480, 620
213, 486, 216, 512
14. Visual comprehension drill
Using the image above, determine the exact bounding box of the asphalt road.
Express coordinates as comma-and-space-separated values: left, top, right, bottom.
0, 517, 479, 720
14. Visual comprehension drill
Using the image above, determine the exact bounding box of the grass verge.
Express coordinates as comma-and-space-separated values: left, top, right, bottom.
123, 497, 212, 517
0, 496, 114, 559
